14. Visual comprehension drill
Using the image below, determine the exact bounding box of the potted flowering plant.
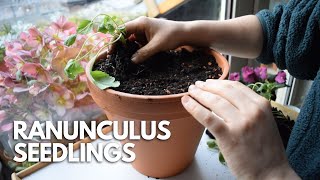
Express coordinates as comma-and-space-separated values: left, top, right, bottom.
206, 66, 296, 165
0, 16, 107, 172
58, 14, 230, 178
229, 66, 287, 100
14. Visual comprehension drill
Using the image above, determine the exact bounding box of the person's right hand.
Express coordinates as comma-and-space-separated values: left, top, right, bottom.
121, 17, 186, 63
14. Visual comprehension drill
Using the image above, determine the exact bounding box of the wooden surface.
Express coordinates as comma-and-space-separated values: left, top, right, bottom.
144, 0, 160, 17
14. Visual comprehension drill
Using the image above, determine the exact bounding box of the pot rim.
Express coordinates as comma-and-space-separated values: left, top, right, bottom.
85, 47, 229, 100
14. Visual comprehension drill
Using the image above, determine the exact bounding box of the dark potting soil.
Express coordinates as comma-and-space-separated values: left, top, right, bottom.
92, 40, 222, 95
205, 107, 296, 149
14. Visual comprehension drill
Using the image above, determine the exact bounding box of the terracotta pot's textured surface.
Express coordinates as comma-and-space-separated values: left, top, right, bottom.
86, 48, 229, 178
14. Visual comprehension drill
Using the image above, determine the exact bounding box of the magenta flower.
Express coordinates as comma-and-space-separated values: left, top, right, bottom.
275, 71, 286, 84
229, 72, 240, 81
254, 67, 267, 80
241, 66, 256, 83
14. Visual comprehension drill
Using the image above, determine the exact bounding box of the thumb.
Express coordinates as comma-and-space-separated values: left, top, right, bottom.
131, 39, 160, 64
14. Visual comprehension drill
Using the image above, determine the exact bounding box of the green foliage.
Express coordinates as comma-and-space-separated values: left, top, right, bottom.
63, 14, 126, 90
218, 152, 226, 165
64, 34, 77, 46
207, 139, 227, 166
248, 82, 286, 101
64, 59, 84, 80
207, 139, 218, 149
0, 46, 5, 62
91, 70, 120, 89
77, 19, 93, 34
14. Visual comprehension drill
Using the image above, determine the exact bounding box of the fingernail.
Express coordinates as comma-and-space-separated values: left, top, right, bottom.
181, 95, 190, 104
195, 81, 204, 87
131, 53, 138, 63
188, 85, 196, 92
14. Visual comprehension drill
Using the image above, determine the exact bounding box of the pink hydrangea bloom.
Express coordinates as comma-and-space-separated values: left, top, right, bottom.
241, 66, 256, 83
229, 72, 240, 81
254, 67, 267, 80
275, 71, 286, 84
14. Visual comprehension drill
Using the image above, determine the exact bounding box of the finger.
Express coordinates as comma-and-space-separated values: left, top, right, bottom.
124, 16, 147, 37
188, 85, 240, 122
131, 38, 160, 63
206, 79, 263, 100
195, 80, 256, 111
181, 95, 228, 138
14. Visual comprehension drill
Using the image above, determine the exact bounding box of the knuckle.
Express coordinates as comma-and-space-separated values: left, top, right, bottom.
137, 16, 149, 25
202, 113, 214, 126
222, 83, 234, 90
242, 120, 255, 132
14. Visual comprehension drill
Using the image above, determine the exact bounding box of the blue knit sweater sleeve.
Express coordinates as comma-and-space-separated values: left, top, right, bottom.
256, 0, 320, 80
256, 1, 320, 179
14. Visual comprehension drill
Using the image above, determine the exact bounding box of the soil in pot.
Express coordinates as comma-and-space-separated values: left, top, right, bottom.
92, 40, 223, 95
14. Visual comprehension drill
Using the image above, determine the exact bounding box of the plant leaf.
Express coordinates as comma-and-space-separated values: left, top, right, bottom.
219, 152, 226, 166
207, 139, 218, 149
97, 24, 108, 33
64, 34, 77, 46
52, 48, 79, 80
91, 70, 120, 89
77, 19, 92, 34
64, 59, 84, 80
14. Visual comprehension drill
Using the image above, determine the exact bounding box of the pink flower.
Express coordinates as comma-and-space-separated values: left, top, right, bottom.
0, 110, 6, 122
241, 66, 256, 83
27, 27, 45, 48
51, 16, 76, 35
47, 85, 75, 116
1, 123, 13, 132
254, 67, 267, 80
5, 41, 31, 58
275, 71, 286, 84
21, 63, 52, 83
229, 72, 240, 81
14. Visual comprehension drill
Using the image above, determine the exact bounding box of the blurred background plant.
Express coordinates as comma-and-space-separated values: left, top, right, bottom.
229, 66, 287, 100
0, 16, 110, 172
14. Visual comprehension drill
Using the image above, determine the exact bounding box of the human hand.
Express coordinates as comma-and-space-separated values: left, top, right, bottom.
115, 17, 187, 63
181, 80, 299, 180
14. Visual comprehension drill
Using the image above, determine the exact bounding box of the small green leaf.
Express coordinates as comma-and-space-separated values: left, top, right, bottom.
91, 70, 120, 89
119, 34, 126, 45
16, 69, 22, 81
77, 19, 93, 34
105, 23, 115, 34
97, 24, 108, 33
207, 139, 218, 149
64, 59, 84, 80
64, 34, 77, 46
219, 152, 226, 166
27, 80, 37, 86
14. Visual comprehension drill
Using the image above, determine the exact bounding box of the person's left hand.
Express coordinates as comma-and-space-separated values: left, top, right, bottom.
181, 79, 299, 179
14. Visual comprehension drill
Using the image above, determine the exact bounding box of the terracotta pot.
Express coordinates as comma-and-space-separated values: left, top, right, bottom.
85, 48, 229, 178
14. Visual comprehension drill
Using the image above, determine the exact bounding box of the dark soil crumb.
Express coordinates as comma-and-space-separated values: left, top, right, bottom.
93, 40, 222, 95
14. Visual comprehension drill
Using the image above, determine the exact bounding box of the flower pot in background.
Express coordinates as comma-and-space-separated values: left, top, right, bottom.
86, 48, 229, 178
